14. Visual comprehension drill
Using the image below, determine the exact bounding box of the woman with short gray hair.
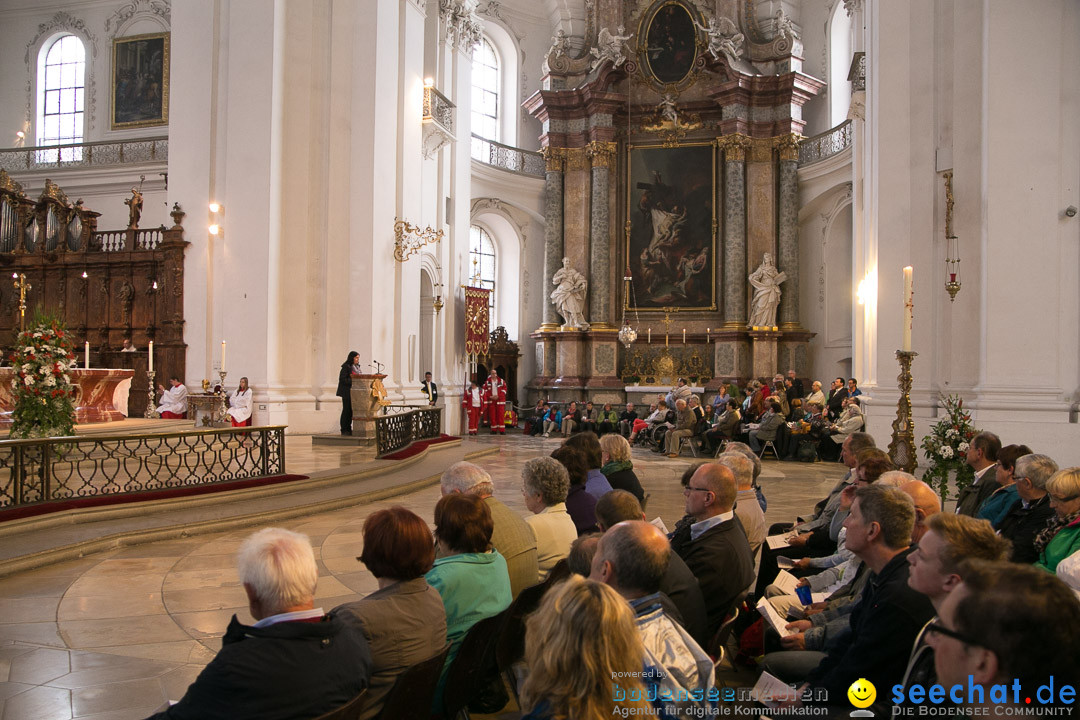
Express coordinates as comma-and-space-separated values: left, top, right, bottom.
521, 457, 577, 580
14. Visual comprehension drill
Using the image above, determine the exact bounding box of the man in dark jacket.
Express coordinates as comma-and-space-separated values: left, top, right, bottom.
797, 485, 934, 713
954, 432, 1001, 517
149, 528, 371, 720
420, 371, 438, 405
996, 453, 1058, 563
826, 377, 847, 420
669, 463, 755, 637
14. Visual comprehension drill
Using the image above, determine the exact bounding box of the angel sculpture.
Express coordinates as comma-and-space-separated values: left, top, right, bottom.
693, 15, 745, 64
589, 26, 633, 72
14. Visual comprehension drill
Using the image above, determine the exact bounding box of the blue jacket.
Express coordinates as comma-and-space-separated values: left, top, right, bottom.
977, 484, 1018, 527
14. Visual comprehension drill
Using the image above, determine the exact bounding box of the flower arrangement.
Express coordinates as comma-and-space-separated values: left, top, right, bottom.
7, 313, 77, 439
920, 393, 978, 502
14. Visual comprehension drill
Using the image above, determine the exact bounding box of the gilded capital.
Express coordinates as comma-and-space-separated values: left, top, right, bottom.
541, 146, 566, 172
586, 141, 617, 169
777, 134, 801, 162
721, 134, 752, 163
564, 147, 590, 172
750, 138, 774, 163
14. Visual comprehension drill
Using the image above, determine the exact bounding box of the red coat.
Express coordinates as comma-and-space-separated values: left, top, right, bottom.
481, 376, 506, 406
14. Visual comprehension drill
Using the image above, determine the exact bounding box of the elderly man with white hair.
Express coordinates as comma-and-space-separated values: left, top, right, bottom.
148, 527, 371, 720
440, 461, 538, 597
716, 451, 766, 557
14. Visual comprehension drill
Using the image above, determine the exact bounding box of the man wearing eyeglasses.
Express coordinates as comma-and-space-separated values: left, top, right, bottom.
668, 463, 755, 637
996, 454, 1058, 563
924, 560, 1080, 711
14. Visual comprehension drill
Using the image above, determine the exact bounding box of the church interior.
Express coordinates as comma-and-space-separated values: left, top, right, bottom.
0, 0, 1077, 717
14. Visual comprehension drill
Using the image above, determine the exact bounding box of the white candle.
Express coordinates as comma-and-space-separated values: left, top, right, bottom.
84, 341, 89, 369
148, 341, 154, 373
221, 340, 227, 373
648, 328, 651, 344
682, 329, 686, 344
707, 328, 711, 343
902, 266, 913, 351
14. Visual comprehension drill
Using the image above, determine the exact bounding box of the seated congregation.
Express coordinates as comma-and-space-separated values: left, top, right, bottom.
151, 429, 1080, 719
525, 373, 868, 464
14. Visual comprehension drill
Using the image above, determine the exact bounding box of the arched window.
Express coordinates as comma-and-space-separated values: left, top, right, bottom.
469, 225, 496, 312
37, 34, 86, 162
471, 38, 499, 141
828, 3, 853, 127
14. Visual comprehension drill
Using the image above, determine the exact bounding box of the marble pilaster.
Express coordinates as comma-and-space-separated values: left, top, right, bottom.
777, 136, 801, 328
722, 136, 751, 328
587, 141, 616, 329
541, 147, 565, 329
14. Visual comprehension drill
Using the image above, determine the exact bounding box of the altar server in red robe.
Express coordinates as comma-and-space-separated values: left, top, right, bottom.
462, 380, 483, 435
481, 371, 507, 434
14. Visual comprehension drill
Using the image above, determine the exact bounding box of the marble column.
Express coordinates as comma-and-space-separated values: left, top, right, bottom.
587, 141, 616, 329
541, 147, 565, 329
777, 135, 801, 328
722, 135, 751, 328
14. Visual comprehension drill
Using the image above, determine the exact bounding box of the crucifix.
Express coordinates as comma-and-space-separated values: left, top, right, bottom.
661, 306, 677, 347
11, 273, 31, 332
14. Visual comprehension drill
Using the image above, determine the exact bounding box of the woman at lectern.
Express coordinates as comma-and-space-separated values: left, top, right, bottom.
227, 377, 253, 427
337, 351, 361, 435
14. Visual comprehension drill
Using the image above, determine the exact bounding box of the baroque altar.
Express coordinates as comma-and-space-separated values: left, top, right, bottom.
526, 0, 820, 404
0, 368, 134, 426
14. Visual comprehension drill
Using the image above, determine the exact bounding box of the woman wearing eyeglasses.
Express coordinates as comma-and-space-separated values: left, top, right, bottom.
1034, 467, 1080, 574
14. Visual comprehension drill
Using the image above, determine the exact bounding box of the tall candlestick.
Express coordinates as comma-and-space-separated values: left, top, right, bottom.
221, 340, 227, 372
902, 266, 913, 351
84, 341, 89, 369
148, 341, 154, 373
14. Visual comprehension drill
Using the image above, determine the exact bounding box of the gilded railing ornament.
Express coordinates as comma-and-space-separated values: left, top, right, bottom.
393, 217, 444, 262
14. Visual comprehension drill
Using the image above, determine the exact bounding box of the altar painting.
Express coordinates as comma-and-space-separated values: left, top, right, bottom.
626, 143, 716, 310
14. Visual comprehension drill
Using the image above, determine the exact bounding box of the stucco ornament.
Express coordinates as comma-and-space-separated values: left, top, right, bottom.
748, 253, 787, 328
551, 257, 590, 330
693, 15, 745, 64
589, 26, 633, 72
547, 29, 570, 60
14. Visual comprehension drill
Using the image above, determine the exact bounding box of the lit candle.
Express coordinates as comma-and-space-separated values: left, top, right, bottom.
648, 328, 651, 344
84, 341, 89, 369
682, 329, 686, 344
903, 266, 913, 352
148, 341, 154, 373
707, 328, 711, 343
221, 340, 227, 373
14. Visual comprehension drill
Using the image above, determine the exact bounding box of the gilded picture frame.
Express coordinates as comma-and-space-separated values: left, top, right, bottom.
625, 142, 717, 311
111, 32, 170, 130
636, 0, 704, 92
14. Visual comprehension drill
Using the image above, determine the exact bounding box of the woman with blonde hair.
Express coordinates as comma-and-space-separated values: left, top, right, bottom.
1035, 467, 1080, 574
521, 575, 654, 720
598, 433, 644, 502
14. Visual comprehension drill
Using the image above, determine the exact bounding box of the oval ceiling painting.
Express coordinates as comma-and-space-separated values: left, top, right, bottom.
644, 2, 697, 84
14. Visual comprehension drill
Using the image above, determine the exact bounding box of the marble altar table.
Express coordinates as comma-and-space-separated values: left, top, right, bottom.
0, 368, 133, 425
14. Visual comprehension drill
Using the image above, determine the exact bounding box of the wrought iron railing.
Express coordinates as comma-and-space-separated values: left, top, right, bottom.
0, 137, 169, 172
375, 406, 443, 457
423, 86, 455, 135
471, 135, 545, 177
0, 425, 285, 511
798, 120, 852, 166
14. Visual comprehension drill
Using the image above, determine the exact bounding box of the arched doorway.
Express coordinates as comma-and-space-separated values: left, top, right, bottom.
420, 269, 435, 382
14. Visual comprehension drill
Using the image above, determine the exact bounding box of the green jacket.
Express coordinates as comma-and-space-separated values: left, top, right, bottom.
1035, 517, 1080, 574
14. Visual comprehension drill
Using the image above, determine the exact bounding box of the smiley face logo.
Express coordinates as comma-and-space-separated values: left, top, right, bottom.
847, 678, 876, 709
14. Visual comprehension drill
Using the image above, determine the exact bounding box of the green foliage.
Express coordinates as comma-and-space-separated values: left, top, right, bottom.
7, 310, 77, 439
920, 393, 978, 503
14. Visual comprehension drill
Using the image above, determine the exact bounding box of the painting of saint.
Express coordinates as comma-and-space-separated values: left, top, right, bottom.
112, 33, 169, 129
644, 2, 697, 84
626, 144, 715, 310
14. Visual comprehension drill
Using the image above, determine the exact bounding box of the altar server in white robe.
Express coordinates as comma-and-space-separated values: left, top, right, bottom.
228, 377, 253, 427
156, 377, 189, 418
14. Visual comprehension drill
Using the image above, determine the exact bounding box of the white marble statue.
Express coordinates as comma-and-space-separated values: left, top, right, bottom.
748, 252, 787, 328
774, 8, 796, 41
548, 29, 570, 60
658, 93, 679, 124
693, 15, 745, 64
589, 26, 633, 72
551, 257, 590, 330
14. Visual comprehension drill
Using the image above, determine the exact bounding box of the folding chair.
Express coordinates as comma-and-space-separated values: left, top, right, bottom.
758, 441, 780, 459
442, 612, 509, 720
313, 689, 367, 720
370, 644, 450, 720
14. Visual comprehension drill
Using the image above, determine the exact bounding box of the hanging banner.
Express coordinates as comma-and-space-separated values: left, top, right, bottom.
464, 286, 491, 357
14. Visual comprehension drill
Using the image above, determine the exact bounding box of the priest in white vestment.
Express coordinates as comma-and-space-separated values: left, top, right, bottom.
156, 378, 189, 418
228, 377, 253, 427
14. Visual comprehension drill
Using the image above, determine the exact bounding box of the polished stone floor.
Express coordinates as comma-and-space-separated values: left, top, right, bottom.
0, 432, 846, 720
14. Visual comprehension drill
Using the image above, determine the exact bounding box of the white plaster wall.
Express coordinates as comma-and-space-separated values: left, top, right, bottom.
861, 0, 1080, 468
